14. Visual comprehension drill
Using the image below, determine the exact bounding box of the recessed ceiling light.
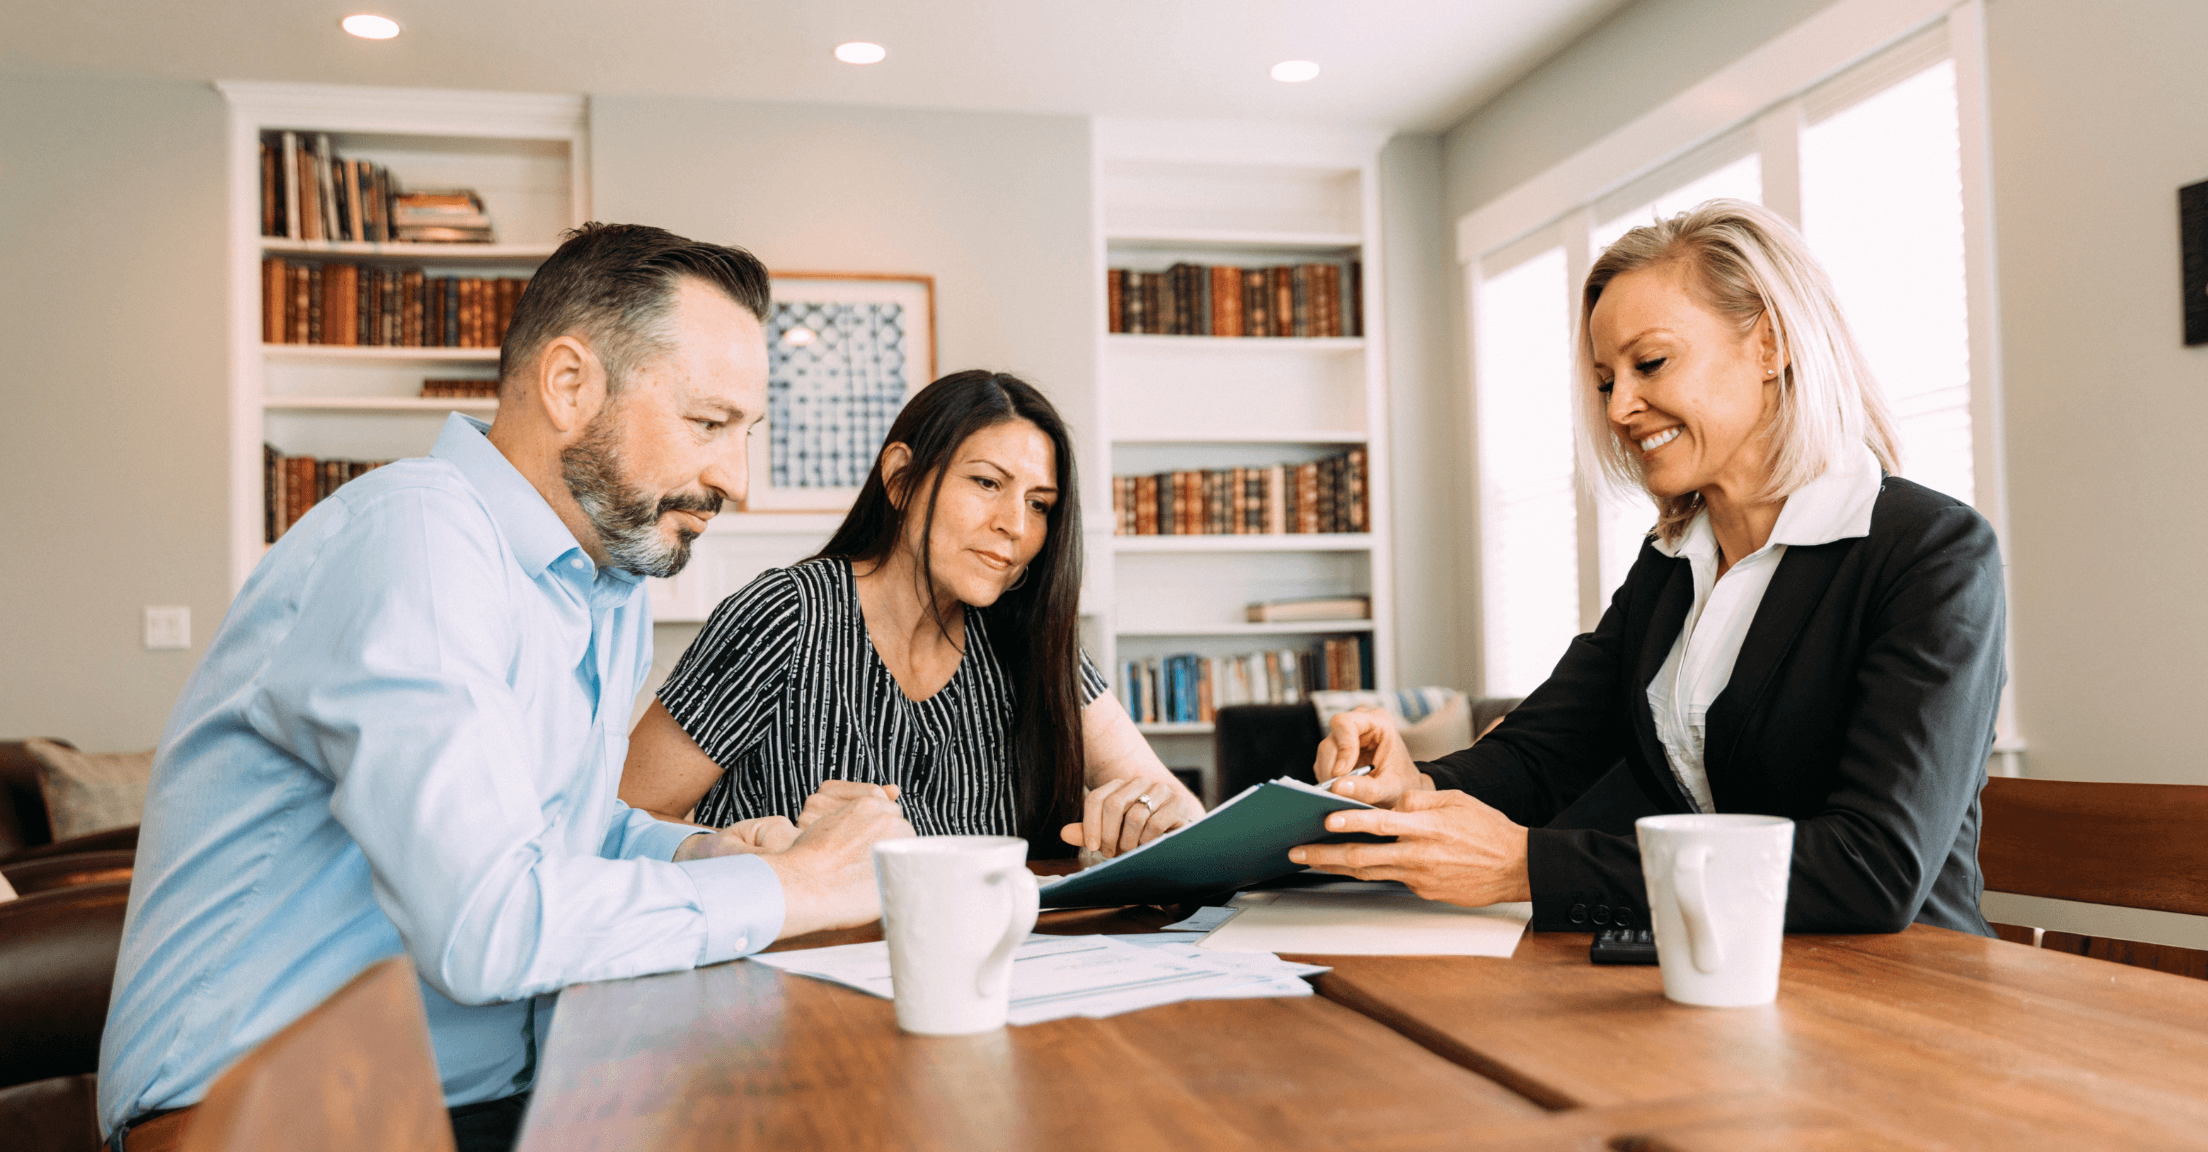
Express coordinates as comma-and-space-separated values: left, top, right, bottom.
1271, 60, 1320, 83
341, 14, 401, 40
834, 42, 887, 65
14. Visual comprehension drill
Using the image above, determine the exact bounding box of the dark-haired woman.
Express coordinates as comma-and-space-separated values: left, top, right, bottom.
621, 370, 1201, 858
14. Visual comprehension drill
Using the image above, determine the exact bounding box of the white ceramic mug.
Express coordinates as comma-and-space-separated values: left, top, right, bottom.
872, 835, 1041, 1035
1636, 814, 1794, 1007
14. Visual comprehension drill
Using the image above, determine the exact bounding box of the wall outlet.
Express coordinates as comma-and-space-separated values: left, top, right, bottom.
144, 605, 191, 650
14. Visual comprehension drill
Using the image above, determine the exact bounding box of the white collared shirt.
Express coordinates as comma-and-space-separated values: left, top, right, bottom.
1644, 446, 1883, 812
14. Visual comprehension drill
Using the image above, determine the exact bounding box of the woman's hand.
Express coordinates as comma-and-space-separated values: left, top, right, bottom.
797, 780, 903, 830
1313, 707, 1432, 809
1058, 776, 1199, 858
1287, 790, 1532, 907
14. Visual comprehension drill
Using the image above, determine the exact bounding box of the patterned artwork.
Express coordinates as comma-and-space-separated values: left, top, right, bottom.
767, 301, 909, 489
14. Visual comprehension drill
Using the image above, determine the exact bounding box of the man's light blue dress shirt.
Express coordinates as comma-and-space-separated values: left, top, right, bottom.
98, 414, 785, 1135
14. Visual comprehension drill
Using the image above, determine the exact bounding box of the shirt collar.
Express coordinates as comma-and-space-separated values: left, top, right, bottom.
431, 414, 591, 579
1650, 444, 1882, 558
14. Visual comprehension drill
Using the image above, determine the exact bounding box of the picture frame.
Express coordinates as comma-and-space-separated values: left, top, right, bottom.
743, 271, 937, 511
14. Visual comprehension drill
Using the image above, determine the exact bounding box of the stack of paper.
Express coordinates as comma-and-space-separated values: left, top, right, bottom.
1196, 887, 1532, 957
749, 934, 1328, 1026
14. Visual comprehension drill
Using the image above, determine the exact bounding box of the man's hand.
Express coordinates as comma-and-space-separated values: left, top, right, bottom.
762, 782, 913, 940
1313, 707, 1432, 809
1057, 776, 1200, 858
1287, 790, 1532, 907
673, 816, 799, 861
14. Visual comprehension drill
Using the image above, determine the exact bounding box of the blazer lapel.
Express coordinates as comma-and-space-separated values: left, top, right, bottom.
1627, 556, 1697, 813
1703, 538, 1854, 783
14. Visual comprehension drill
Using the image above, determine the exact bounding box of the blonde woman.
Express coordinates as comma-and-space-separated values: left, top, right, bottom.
1301, 200, 2003, 936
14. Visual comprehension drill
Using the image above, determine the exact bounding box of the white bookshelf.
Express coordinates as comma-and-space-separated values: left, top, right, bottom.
219, 82, 588, 589
1090, 120, 1393, 805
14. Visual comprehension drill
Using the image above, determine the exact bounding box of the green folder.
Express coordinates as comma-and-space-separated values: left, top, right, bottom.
1039, 778, 1388, 909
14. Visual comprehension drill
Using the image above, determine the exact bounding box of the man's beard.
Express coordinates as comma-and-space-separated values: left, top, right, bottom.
560, 407, 721, 578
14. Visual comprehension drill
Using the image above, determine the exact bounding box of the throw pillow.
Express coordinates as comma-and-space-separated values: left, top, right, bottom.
1397, 692, 1475, 762
26, 738, 154, 841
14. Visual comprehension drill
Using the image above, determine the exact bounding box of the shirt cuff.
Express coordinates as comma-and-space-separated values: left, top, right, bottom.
677, 852, 787, 964
627, 816, 706, 864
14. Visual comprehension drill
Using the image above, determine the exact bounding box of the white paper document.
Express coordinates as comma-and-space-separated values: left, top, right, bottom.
1198, 889, 1533, 957
749, 934, 1328, 1025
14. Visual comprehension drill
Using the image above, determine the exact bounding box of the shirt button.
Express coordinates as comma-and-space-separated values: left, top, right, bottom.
1592, 905, 1611, 926
571, 557, 589, 570
1568, 903, 1589, 925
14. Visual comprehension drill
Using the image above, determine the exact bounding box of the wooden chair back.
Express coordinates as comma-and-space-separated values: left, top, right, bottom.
1980, 776, 2208, 980
179, 956, 455, 1152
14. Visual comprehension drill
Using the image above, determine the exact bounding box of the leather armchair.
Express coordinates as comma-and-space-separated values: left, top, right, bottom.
3, 850, 134, 898
0, 879, 131, 1152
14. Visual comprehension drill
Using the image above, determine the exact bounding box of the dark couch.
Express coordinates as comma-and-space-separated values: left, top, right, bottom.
1, 740, 140, 1152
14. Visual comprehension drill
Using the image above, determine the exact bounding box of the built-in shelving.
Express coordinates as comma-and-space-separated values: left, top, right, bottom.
1091, 120, 1392, 807
221, 82, 588, 589
260, 238, 560, 263
1115, 621, 1374, 638
260, 345, 504, 365
262, 396, 499, 413
1111, 534, 1375, 554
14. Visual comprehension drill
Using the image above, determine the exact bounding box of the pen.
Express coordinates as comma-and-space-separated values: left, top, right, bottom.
1330, 766, 1375, 792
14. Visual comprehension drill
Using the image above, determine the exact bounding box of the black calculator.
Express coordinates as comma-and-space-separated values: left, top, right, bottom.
1589, 927, 1659, 965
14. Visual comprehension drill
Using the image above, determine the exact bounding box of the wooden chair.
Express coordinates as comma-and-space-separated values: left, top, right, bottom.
1980, 776, 2208, 980
178, 957, 456, 1152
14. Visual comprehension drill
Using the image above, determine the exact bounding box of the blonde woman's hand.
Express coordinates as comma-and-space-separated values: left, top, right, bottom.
1312, 706, 1431, 810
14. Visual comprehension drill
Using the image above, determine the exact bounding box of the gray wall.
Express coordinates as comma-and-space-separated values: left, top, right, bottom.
1377, 133, 1467, 691
589, 96, 1096, 468
588, 96, 1097, 700
0, 75, 230, 752
1984, 0, 2208, 789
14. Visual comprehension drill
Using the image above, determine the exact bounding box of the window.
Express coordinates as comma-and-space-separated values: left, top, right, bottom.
1801, 53, 1973, 505
1465, 18, 1998, 700
1475, 245, 1576, 697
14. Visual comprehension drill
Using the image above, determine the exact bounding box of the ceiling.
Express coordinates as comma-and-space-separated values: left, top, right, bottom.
3, 0, 1633, 133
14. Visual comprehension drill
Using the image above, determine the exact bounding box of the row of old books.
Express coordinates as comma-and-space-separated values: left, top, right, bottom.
421, 379, 501, 399
260, 131, 496, 244
1111, 449, 1367, 536
261, 259, 527, 348
1119, 637, 1373, 725
1106, 262, 1361, 338
263, 446, 391, 543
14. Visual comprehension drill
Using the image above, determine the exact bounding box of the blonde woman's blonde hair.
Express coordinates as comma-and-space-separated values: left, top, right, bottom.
1577, 199, 1902, 544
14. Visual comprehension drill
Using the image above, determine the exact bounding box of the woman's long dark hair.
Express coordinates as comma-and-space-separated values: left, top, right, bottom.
811, 370, 1085, 851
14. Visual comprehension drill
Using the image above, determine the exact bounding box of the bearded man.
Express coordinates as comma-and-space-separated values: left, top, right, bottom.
99, 224, 912, 1152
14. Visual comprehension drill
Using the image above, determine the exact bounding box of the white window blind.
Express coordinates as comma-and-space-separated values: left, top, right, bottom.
1801, 48, 1974, 505
1475, 245, 1578, 697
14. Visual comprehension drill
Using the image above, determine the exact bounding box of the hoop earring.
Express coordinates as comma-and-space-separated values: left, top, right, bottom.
1006, 566, 1029, 592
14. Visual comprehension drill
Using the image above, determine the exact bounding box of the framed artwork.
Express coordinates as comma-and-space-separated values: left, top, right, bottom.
2183, 180, 2208, 346
744, 272, 937, 511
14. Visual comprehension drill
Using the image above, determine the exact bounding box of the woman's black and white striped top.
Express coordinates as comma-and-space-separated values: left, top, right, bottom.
658, 557, 1107, 836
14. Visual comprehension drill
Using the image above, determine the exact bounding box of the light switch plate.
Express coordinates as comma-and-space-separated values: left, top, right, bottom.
144, 605, 191, 650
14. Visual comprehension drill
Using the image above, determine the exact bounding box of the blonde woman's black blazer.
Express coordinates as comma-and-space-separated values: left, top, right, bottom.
1424, 476, 2004, 935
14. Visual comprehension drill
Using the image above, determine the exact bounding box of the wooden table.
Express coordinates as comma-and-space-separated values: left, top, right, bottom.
514, 902, 1543, 1152
1314, 927, 2208, 1151
518, 904, 2208, 1151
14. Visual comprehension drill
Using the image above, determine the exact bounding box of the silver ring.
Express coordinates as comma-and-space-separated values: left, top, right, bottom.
1134, 793, 1156, 811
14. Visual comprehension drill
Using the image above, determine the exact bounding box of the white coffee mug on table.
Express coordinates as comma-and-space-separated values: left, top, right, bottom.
1636, 813, 1794, 1008
872, 835, 1041, 1035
